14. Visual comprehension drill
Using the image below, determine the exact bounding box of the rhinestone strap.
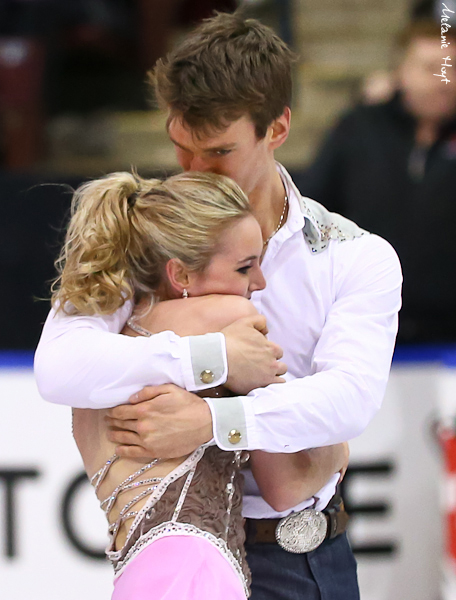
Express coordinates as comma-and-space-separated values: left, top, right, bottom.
172, 467, 197, 522
125, 319, 153, 337
91, 455, 163, 549
99, 446, 206, 556
117, 446, 206, 552
224, 450, 242, 541
107, 482, 164, 541
91, 454, 120, 489
98, 458, 161, 513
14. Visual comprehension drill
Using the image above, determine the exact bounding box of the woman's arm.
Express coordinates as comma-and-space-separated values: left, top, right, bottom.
249, 443, 349, 512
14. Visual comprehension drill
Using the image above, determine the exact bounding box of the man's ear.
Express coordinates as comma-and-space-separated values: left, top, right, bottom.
165, 258, 190, 296
267, 107, 291, 151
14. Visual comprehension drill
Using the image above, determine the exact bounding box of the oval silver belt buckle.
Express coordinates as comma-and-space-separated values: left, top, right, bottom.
275, 509, 327, 554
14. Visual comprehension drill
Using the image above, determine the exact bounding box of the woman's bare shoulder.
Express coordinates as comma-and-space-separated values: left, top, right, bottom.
134, 295, 258, 337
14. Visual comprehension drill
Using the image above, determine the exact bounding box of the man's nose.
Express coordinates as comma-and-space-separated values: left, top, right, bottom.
189, 155, 211, 172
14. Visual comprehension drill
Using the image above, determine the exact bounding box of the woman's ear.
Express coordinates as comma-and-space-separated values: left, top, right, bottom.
165, 258, 190, 297
267, 107, 291, 151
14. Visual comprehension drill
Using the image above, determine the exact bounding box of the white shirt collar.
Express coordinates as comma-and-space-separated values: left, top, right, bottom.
276, 162, 321, 241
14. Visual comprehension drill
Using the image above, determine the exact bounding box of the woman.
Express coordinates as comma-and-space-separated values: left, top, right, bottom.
51, 171, 348, 599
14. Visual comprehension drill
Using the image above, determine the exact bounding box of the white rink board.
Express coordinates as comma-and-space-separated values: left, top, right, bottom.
0, 357, 445, 600
349, 363, 442, 600
0, 366, 112, 600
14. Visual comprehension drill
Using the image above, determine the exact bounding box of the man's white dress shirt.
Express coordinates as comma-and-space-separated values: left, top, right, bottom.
34, 164, 402, 518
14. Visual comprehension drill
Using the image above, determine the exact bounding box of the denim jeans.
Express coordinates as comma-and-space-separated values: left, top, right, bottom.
246, 533, 360, 600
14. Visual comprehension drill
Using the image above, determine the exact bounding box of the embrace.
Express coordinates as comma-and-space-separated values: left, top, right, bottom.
35, 12, 402, 600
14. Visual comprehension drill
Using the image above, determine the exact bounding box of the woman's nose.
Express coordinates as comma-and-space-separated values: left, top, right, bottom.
250, 268, 266, 292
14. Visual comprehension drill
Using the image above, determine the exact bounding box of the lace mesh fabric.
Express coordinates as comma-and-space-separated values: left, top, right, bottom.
91, 445, 250, 595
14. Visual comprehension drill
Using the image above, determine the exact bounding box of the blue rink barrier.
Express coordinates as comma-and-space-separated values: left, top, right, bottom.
392, 345, 456, 364
0, 351, 34, 368
2, 346, 456, 370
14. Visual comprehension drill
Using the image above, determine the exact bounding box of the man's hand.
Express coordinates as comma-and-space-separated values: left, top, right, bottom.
222, 315, 287, 394
105, 385, 213, 459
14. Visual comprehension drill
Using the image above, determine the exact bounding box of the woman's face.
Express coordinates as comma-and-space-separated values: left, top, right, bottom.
188, 215, 266, 299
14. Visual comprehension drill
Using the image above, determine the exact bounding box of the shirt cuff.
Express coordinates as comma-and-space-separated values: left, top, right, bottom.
207, 389, 293, 452
205, 395, 249, 450
179, 332, 228, 392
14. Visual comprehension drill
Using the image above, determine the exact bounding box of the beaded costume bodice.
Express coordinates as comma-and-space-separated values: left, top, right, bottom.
87, 315, 251, 594
91, 444, 250, 595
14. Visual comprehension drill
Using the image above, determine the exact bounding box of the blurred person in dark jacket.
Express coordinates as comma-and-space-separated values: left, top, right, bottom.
300, 20, 456, 343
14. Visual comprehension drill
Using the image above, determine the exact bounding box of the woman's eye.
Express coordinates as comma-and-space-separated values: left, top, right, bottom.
237, 266, 251, 275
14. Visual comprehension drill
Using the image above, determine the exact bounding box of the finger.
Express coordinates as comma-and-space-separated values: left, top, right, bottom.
270, 342, 284, 360
249, 314, 268, 335
272, 376, 287, 384
128, 385, 174, 404
276, 360, 287, 376
107, 404, 143, 420
106, 429, 141, 446
115, 445, 155, 460
105, 417, 139, 432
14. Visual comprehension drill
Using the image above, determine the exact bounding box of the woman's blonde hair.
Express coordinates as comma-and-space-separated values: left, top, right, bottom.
51, 171, 251, 315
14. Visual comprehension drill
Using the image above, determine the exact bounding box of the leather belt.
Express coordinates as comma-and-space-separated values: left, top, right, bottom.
244, 495, 349, 552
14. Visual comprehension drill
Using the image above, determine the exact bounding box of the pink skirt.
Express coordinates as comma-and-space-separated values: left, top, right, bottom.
111, 535, 247, 600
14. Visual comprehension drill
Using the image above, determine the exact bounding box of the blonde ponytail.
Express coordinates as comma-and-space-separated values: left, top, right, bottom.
52, 171, 250, 315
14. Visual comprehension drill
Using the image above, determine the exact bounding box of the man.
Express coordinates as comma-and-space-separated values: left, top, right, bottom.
300, 19, 456, 344
35, 12, 402, 599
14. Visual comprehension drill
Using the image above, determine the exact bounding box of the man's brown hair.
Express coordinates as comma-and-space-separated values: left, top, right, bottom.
150, 11, 296, 139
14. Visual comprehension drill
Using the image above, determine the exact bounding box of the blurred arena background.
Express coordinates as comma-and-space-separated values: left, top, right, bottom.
0, 0, 455, 598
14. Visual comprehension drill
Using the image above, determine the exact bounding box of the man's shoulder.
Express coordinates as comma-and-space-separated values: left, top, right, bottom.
279, 162, 369, 254
280, 162, 372, 253
300, 194, 399, 273
298, 194, 369, 255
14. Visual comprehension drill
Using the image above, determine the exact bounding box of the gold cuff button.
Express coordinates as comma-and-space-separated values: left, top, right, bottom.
228, 429, 242, 444
200, 369, 215, 384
